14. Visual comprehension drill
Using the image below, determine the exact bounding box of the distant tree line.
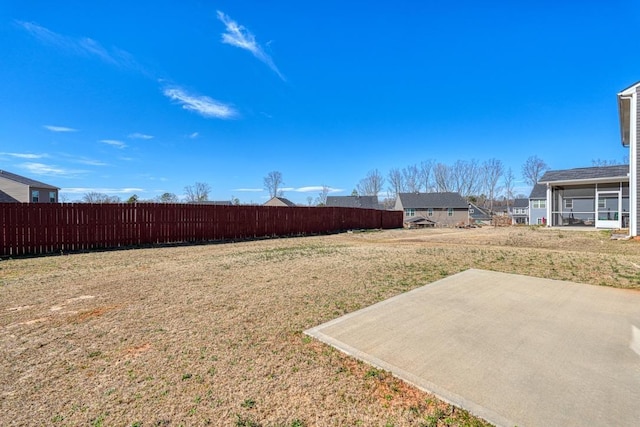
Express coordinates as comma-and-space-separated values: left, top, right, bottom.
352, 155, 553, 211
74, 155, 628, 208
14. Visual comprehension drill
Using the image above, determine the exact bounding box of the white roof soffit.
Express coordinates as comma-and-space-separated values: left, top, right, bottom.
618, 81, 640, 147
618, 95, 631, 147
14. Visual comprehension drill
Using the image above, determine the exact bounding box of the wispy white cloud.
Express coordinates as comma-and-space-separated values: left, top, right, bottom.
100, 139, 127, 149
21, 162, 85, 177
282, 186, 343, 193
234, 188, 264, 192
162, 86, 238, 119
233, 186, 343, 194
44, 125, 77, 132
0, 152, 48, 159
188, 132, 199, 139
216, 11, 285, 81
77, 158, 108, 166
62, 187, 143, 194
17, 21, 144, 71
128, 132, 154, 140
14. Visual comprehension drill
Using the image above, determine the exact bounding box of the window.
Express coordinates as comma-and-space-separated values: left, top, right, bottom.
49, 191, 56, 203
447, 208, 453, 216
31, 190, 39, 203
564, 199, 573, 209
598, 198, 605, 208
537, 218, 544, 225
427, 208, 433, 216
532, 200, 546, 209
405, 208, 415, 217
514, 208, 526, 215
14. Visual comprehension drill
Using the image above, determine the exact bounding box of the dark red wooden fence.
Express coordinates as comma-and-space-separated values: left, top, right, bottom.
0, 203, 402, 256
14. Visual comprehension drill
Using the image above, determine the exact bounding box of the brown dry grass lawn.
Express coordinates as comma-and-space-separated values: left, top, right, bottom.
2, 226, 640, 426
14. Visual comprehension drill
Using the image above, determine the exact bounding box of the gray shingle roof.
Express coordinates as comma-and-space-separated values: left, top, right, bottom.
538, 165, 628, 183
274, 197, 297, 207
263, 196, 298, 207
0, 189, 19, 202
325, 195, 380, 209
529, 183, 546, 199
513, 198, 529, 208
469, 203, 492, 219
397, 192, 467, 209
0, 169, 59, 189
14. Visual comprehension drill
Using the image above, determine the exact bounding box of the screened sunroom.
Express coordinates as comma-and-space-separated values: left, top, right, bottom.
538, 165, 629, 229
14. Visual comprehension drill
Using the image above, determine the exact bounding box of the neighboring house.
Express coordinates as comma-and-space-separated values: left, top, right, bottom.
510, 198, 529, 224
0, 169, 59, 203
469, 203, 492, 225
618, 81, 640, 235
535, 165, 629, 228
395, 192, 469, 227
325, 195, 381, 209
264, 196, 297, 207
528, 183, 548, 225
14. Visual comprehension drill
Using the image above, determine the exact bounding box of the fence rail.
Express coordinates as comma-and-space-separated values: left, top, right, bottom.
0, 203, 402, 256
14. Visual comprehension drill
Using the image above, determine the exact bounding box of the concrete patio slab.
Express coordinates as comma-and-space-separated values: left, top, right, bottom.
305, 269, 640, 427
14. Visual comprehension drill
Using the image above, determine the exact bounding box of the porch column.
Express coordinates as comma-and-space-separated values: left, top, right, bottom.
632, 88, 639, 236
546, 184, 552, 227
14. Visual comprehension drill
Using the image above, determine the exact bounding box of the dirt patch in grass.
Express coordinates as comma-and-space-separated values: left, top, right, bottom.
1, 226, 639, 426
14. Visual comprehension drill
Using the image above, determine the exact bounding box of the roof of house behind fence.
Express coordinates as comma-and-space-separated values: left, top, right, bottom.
0, 169, 59, 189
326, 195, 380, 209
397, 192, 468, 209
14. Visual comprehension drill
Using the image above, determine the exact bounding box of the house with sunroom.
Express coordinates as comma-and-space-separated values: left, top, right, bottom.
536, 165, 629, 229
525, 81, 640, 232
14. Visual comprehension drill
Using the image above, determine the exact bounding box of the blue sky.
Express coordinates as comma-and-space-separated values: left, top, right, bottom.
1, 1, 638, 203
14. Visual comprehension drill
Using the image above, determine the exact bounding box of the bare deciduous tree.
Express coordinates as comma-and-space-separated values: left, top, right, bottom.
452, 159, 481, 197
591, 158, 623, 167
503, 167, 515, 210
156, 192, 180, 203
522, 155, 549, 186
82, 192, 121, 203
357, 169, 384, 196
433, 163, 452, 193
316, 185, 330, 206
184, 182, 211, 202
419, 160, 434, 192
264, 171, 284, 198
483, 158, 504, 213
387, 168, 405, 198
403, 164, 421, 193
